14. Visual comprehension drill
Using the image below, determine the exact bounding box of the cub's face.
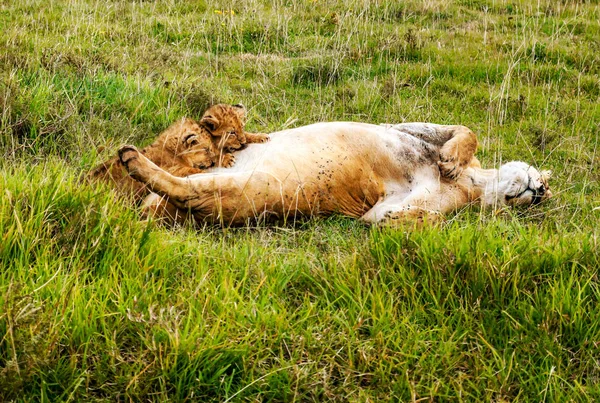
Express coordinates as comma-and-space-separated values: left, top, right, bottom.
199, 104, 248, 152
175, 119, 216, 169
499, 161, 552, 206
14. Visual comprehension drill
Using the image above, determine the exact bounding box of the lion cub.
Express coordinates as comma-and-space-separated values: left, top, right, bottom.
89, 117, 215, 198
89, 104, 268, 198
200, 103, 270, 167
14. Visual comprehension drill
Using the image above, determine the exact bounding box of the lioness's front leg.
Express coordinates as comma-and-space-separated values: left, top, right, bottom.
360, 180, 468, 227
141, 193, 195, 226
382, 207, 445, 228
437, 126, 479, 180
382, 123, 479, 180
361, 201, 445, 228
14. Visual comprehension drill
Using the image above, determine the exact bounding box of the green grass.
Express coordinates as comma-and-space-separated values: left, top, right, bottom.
1, 0, 600, 401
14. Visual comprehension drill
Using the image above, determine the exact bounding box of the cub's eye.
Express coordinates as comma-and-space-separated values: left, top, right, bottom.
183, 133, 199, 145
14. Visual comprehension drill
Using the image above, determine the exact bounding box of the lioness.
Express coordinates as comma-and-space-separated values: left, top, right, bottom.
90, 104, 268, 198
117, 122, 551, 226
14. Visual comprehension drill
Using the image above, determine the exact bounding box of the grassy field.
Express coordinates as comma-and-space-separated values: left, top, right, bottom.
1, 0, 599, 401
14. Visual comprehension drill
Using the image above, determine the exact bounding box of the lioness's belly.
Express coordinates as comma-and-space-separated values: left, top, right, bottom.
205, 122, 441, 218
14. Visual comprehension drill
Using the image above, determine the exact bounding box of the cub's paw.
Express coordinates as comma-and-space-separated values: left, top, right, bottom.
246, 132, 270, 144
220, 153, 236, 168
255, 133, 270, 143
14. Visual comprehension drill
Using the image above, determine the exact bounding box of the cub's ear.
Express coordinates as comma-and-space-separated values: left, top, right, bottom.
200, 115, 220, 133
183, 133, 199, 146
232, 103, 247, 122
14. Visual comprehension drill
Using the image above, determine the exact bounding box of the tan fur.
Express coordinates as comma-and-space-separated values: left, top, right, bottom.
90, 104, 268, 194
90, 104, 268, 224
116, 122, 551, 227
89, 117, 213, 199
199, 104, 269, 168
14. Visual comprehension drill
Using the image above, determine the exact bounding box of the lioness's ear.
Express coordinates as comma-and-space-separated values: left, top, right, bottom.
232, 104, 247, 122
183, 133, 199, 146
200, 115, 220, 133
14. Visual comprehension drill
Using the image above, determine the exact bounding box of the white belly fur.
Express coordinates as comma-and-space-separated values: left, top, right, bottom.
198, 122, 442, 210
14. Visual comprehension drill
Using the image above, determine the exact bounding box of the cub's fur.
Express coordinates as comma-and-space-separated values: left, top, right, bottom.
90, 103, 268, 199
117, 122, 552, 227
201, 103, 270, 167
89, 117, 213, 198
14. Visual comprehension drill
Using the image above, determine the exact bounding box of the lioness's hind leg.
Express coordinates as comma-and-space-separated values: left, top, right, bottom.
118, 145, 193, 202
118, 145, 156, 183
141, 193, 194, 226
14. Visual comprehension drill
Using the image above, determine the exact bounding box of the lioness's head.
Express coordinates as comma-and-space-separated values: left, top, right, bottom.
156, 117, 216, 169
199, 104, 248, 152
497, 161, 552, 206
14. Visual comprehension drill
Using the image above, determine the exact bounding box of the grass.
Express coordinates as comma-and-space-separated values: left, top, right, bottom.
1, 0, 599, 400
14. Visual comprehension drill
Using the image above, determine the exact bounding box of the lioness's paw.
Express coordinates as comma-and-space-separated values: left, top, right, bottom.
438, 142, 469, 180
220, 153, 236, 168
118, 145, 140, 165
383, 209, 444, 228
438, 133, 477, 180
437, 158, 463, 181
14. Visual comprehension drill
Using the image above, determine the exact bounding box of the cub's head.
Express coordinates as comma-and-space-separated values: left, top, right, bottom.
497, 161, 552, 206
199, 104, 247, 151
157, 117, 216, 169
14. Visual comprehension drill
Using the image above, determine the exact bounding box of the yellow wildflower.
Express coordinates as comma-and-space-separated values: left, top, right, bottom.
214, 9, 235, 16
